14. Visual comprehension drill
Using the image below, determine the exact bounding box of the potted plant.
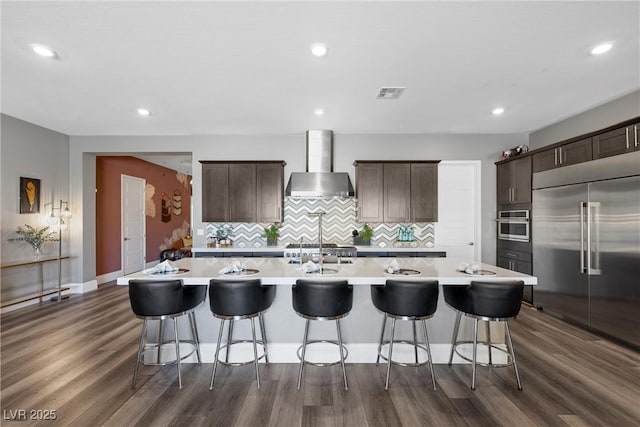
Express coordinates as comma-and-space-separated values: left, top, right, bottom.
9, 224, 58, 258
261, 224, 280, 246
353, 223, 373, 245
215, 224, 234, 247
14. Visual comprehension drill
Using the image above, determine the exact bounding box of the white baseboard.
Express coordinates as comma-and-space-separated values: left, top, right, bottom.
158, 342, 503, 365
1, 299, 42, 313
97, 270, 123, 285
66, 280, 98, 294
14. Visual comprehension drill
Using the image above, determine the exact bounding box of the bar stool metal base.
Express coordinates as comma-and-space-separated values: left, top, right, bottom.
132, 311, 202, 390
377, 340, 431, 368
296, 318, 349, 391
210, 315, 267, 391
447, 311, 522, 391
216, 339, 268, 367
376, 316, 437, 390
296, 340, 349, 367
452, 341, 514, 368
140, 340, 199, 366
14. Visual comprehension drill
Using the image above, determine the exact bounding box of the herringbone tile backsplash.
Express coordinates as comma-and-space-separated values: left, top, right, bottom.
206, 198, 435, 248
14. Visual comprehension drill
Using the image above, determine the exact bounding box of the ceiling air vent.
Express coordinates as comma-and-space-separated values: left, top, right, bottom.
376, 87, 405, 99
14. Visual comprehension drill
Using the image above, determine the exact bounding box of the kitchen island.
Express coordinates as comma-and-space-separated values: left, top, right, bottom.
191, 245, 447, 258
118, 257, 536, 363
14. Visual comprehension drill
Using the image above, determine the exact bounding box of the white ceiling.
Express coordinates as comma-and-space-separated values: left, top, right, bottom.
133, 152, 193, 175
1, 1, 639, 137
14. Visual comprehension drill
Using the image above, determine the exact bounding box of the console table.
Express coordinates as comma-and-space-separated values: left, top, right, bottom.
1, 256, 70, 308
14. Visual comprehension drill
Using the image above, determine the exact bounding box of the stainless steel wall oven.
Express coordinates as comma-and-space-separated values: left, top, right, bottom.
497, 210, 530, 242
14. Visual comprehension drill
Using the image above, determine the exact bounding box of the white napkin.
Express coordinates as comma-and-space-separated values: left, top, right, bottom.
143, 260, 179, 274
385, 259, 400, 274
301, 260, 320, 273
457, 262, 481, 274
218, 262, 247, 274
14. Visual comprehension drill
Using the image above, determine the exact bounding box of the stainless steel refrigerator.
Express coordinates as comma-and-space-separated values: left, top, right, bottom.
532, 151, 640, 348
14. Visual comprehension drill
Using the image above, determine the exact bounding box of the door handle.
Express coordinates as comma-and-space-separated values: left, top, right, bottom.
124, 237, 130, 241
468, 242, 474, 246
587, 202, 602, 275
635, 125, 638, 148
625, 127, 630, 150
554, 148, 558, 166
580, 202, 586, 273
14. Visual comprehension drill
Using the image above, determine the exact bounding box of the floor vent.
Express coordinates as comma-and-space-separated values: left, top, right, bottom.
376, 87, 406, 99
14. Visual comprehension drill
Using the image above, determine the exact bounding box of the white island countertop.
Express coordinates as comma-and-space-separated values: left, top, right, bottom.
117, 257, 536, 286
191, 245, 447, 254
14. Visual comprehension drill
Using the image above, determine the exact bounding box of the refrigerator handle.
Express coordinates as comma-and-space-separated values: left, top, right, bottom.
580, 202, 586, 273
587, 202, 602, 275
625, 127, 630, 150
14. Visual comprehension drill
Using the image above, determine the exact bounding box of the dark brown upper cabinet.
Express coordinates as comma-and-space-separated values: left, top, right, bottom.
228, 163, 257, 222
202, 163, 229, 222
497, 156, 531, 206
355, 162, 384, 223
532, 137, 593, 173
256, 163, 284, 223
355, 161, 439, 223
593, 123, 639, 159
201, 161, 284, 223
383, 163, 411, 222
410, 163, 438, 222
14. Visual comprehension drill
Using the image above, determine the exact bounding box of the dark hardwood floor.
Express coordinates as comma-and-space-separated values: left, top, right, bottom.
1, 282, 639, 426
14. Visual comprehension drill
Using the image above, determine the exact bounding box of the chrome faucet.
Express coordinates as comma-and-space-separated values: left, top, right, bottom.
299, 236, 303, 264
308, 211, 326, 271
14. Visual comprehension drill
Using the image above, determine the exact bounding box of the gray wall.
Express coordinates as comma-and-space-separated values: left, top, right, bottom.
1, 114, 70, 303
529, 89, 640, 149
69, 132, 527, 283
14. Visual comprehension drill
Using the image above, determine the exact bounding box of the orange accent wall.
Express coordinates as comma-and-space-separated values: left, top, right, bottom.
96, 156, 191, 276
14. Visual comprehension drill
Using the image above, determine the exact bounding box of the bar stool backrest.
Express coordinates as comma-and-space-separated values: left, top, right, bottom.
129, 279, 184, 317
469, 280, 524, 319
209, 279, 265, 317
384, 279, 439, 317
293, 280, 353, 318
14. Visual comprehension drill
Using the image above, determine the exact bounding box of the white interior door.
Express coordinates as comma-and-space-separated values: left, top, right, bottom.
122, 175, 146, 274
435, 161, 481, 261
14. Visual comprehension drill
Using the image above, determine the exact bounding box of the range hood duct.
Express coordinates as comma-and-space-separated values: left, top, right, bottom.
285, 130, 355, 198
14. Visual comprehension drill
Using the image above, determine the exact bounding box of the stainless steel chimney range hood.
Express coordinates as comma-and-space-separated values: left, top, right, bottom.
285, 130, 355, 198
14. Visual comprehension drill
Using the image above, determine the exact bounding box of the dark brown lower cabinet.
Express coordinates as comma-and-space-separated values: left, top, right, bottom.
497, 248, 532, 303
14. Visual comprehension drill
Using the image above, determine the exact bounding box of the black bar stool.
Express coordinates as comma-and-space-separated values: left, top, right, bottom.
208, 279, 276, 390
444, 280, 524, 390
292, 279, 353, 390
371, 279, 439, 390
128, 279, 206, 389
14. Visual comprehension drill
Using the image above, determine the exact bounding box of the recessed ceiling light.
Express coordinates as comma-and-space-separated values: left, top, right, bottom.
310, 43, 328, 57
137, 108, 151, 117
492, 107, 505, 116
30, 44, 57, 58
314, 108, 325, 116
590, 42, 613, 55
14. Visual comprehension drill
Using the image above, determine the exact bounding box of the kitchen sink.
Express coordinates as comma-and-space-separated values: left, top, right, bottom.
305, 267, 340, 275
288, 257, 353, 265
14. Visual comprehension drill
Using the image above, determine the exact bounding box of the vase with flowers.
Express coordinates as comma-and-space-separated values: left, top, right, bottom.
9, 224, 58, 258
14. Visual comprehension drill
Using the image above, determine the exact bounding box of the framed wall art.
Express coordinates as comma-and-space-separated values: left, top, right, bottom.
19, 177, 41, 214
